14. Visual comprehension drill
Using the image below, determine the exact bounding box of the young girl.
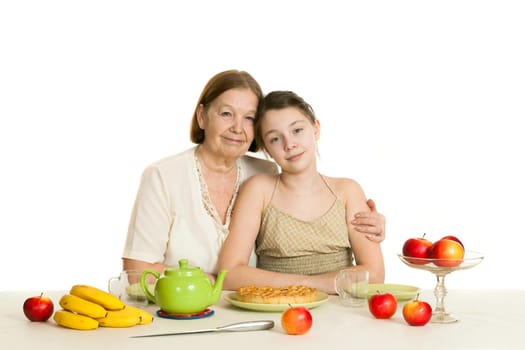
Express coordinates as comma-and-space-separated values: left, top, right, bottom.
218, 91, 385, 294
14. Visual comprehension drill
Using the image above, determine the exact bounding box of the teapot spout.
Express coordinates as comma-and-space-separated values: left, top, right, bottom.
210, 269, 228, 303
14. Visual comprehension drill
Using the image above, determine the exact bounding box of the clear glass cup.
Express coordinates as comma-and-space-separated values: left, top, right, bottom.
108, 270, 153, 307
334, 269, 369, 307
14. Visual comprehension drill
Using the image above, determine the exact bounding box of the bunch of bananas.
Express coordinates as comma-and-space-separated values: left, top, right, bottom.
53, 284, 153, 330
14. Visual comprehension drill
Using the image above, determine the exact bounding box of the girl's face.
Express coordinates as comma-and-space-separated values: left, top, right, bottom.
197, 88, 258, 159
260, 106, 320, 171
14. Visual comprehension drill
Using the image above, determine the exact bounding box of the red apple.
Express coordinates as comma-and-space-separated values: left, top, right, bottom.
281, 306, 312, 335
441, 235, 464, 249
23, 293, 54, 322
368, 292, 397, 319
402, 235, 433, 264
402, 298, 432, 326
428, 238, 465, 267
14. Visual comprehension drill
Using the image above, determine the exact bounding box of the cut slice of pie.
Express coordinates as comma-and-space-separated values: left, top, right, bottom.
236, 285, 318, 304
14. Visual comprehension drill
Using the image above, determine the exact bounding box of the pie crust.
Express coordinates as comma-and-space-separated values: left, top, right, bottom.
236, 285, 318, 304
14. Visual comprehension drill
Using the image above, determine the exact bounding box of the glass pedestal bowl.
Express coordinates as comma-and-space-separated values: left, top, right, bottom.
398, 251, 484, 323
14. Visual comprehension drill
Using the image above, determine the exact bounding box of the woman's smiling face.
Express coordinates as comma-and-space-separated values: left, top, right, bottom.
197, 88, 258, 159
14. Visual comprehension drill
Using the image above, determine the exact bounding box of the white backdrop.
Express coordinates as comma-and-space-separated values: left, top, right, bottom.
1, 1, 524, 292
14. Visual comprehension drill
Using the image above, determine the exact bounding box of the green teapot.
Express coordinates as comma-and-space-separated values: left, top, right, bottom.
140, 259, 227, 314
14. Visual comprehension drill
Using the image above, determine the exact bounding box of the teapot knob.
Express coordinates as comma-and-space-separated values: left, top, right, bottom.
179, 259, 189, 268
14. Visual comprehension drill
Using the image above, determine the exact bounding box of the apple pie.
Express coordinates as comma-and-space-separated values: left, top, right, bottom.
236, 285, 318, 304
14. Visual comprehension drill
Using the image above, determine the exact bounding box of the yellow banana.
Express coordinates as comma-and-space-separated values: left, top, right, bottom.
53, 309, 99, 330
97, 309, 140, 328
121, 305, 154, 325
70, 284, 125, 311
59, 294, 107, 319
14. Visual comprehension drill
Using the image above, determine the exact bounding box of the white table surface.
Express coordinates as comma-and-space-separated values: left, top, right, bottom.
1, 289, 523, 350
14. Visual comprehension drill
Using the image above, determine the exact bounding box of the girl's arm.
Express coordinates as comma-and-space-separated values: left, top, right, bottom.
342, 179, 385, 283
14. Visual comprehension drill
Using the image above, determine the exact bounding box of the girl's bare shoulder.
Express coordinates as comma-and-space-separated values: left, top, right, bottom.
322, 175, 363, 194
242, 173, 278, 191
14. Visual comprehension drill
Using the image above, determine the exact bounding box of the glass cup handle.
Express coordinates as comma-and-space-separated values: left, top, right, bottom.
334, 272, 344, 295
108, 276, 120, 295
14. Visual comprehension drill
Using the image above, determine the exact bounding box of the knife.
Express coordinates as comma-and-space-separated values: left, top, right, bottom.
130, 320, 275, 338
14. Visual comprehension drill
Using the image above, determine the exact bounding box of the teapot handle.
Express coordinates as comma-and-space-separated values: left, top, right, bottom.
141, 269, 159, 303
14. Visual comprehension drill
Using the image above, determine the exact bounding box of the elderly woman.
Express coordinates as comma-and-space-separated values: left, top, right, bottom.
121, 70, 386, 279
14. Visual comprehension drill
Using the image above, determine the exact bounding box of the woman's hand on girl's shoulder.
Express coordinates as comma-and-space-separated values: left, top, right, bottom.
352, 199, 386, 242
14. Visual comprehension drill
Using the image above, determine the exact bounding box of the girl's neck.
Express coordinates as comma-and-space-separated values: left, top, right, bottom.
279, 170, 323, 195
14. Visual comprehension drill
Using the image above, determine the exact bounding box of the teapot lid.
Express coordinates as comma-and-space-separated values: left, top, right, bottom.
165, 259, 204, 277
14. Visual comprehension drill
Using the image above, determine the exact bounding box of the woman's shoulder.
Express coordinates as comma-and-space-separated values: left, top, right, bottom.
240, 153, 278, 176
151, 147, 194, 166
142, 147, 195, 176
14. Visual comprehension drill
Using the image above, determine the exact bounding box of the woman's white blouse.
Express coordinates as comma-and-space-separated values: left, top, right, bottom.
122, 147, 277, 274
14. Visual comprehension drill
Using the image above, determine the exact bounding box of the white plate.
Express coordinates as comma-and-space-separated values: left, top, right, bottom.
224, 292, 329, 312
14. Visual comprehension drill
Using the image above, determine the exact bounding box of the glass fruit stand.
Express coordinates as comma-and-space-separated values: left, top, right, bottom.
398, 251, 484, 323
